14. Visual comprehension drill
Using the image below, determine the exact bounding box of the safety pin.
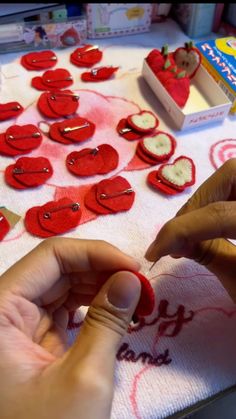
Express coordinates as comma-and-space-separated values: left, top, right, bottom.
32, 56, 57, 63
7, 132, 41, 141
91, 66, 112, 76
99, 188, 133, 200
68, 147, 99, 165
77, 45, 99, 56
45, 76, 73, 83
1, 105, 21, 112
119, 127, 133, 134
13, 167, 50, 175
43, 202, 80, 219
50, 92, 79, 101
61, 122, 90, 134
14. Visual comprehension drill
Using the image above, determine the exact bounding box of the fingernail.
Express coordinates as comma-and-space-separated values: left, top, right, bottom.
145, 241, 157, 261
107, 272, 141, 309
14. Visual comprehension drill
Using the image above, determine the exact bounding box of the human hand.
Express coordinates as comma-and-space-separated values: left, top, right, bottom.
0, 237, 141, 419
145, 159, 236, 302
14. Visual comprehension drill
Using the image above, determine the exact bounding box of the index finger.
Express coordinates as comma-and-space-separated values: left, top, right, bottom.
0, 238, 140, 300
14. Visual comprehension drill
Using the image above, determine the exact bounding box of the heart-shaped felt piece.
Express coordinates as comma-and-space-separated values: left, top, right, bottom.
84, 184, 113, 215
147, 170, 180, 195
158, 156, 196, 191
47, 90, 79, 117
37, 92, 61, 118
116, 118, 144, 141
5, 125, 42, 151
96, 176, 135, 213
81, 66, 119, 82
0, 212, 10, 241
127, 270, 155, 317
32, 68, 73, 91
70, 44, 103, 67
139, 131, 176, 162
25, 206, 55, 238
21, 50, 57, 71
0, 102, 24, 121
0, 133, 30, 157
136, 143, 161, 166
127, 111, 159, 133
50, 116, 95, 144
5, 156, 53, 189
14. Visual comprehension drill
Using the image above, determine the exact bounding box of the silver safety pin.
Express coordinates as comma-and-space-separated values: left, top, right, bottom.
62, 122, 90, 134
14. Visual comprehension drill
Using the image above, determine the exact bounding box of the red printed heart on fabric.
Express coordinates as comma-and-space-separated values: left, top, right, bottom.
116, 118, 144, 141
70, 44, 103, 67
139, 132, 176, 162
0, 212, 10, 241
128, 270, 155, 317
0, 102, 24, 121
25, 206, 55, 238
84, 184, 113, 215
50, 116, 96, 144
147, 170, 180, 195
5, 156, 53, 189
158, 156, 196, 191
47, 90, 79, 117
127, 111, 159, 133
21, 50, 57, 71
96, 176, 135, 213
32, 68, 73, 91
81, 66, 119, 82
5, 125, 42, 151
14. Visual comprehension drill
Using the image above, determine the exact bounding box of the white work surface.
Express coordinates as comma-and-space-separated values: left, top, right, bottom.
0, 19, 236, 419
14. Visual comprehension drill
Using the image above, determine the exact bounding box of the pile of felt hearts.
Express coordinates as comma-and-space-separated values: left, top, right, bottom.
136, 131, 176, 165
37, 90, 79, 118
147, 156, 196, 195
49, 116, 95, 144
146, 43, 201, 107
117, 110, 159, 141
70, 44, 103, 67
5, 157, 53, 189
84, 176, 135, 215
81, 66, 119, 82
0, 211, 10, 241
0, 102, 24, 122
0, 124, 42, 157
21, 50, 57, 71
25, 197, 82, 238
32, 68, 73, 91
66, 144, 119, 177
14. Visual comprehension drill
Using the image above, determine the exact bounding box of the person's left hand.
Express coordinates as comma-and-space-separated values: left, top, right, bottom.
0, 237, 141, 419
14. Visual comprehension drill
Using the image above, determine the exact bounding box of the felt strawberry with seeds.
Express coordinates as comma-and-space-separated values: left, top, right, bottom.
127, 111, 159, 133
21, 50, 57, 71
0, 212, 10, 241
116, 118, 144, 141
37, 90, 79, 119
32, 68, 73, 91
5, 157, 53, 189
81, 66, 119, 82
49, 116, 95, 144
0, 102, 24, 121
70, 44, 103, 68
164, 70, 190, 108
138, 131, 176, 164
173, 41, 201, 78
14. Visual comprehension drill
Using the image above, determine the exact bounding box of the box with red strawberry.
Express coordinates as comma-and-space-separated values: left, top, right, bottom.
142, 42, 231, 130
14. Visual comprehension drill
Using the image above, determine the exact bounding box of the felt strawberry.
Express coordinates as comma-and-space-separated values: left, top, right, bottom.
5, 157, 53, 189
0, 212, 10, 241
163, 70, 190, 108
127, 111, 159, 133
70, 44, 103, 68
146, 45, 175, 75
49, 117, 95, 144
127, 270, 155, 317
139, 132, 176, 163
81, 66, 119, 82
0, 102, 24, 121
173, 41, 201, 78
32, 68, 73, 91
21, 50, 57, 71
116, 118, 144, 141
158, 156, 196, 191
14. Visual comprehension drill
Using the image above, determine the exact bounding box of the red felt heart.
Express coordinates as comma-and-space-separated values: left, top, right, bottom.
21, 50, 57, 71
70, 45, 103, 67
0, 102, 24, 121
139, 131, 176, 162
37, 92, 62, 118
136, 143, 160, 166
128, 270, 155, 317
31, 76, 53, 91
47, 90, 79, 117
127, 111, 159, 133
147, 170, 180, 195
96, 176, 135, 213
97, 144, 119, 174
25, 206, 54, 238
0, 133, 31, 157
163, 72, 190, 108
158, 156, 196, 191
81, 66, 119, 82
66, 148, 104, 177
5, 156, 53, 189
51, 117, 96, 143
49, 122, 74, 144
38, 197, 81, 234
116, 118, 143, 141
84, 184, 112, 215
42, 68, 73, 89
5, 125, 42, 151
0, 212, 10, 241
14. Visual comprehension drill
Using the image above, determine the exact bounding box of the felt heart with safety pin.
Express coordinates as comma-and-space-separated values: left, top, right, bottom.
32, 68, 73, 91
5, 156, 53, 189
116, 118, 144, 141
70, 44, 103, 67
0, 125, 42, 157
37, 90, 79, 119
138, 131, 176, 164
25, 197, 82, 237
127, 110, 159, 133
0, 212, 10, 241
0, 102, 24, 121
49, 116, 95, 144
81, 66, 119, 82
21, 50, 57, 71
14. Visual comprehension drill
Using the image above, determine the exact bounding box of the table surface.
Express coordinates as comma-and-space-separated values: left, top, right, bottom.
1, 18, 236, 419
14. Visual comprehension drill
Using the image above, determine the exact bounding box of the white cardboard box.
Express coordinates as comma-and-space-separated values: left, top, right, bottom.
142, 59, 232, 130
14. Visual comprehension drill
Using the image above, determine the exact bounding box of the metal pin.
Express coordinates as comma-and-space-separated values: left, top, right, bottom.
68, 147, 99, 165
50, 92, 79, 101
1, 105, 21, 112
32, 56, 57, 63
45, 76, 73, 83
7, 132, 41, 141
43, 202, 80, 219
13, 167, 50, 175
91, 66, 111, 76
119, 127, 132, 134
78, 45, 99, 57
99, 188, 133, 200
61, 122, 90, 134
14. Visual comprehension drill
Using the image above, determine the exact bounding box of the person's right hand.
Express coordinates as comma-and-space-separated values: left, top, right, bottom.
145, 159, 236, 302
